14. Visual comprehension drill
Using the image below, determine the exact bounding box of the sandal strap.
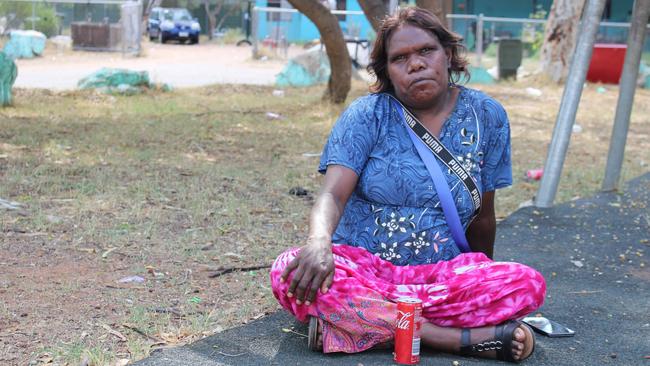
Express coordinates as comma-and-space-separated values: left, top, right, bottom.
307, 316, 320, 351
459, 328, 504, 355
495, 320, 520, 362
459, 320, 534, 363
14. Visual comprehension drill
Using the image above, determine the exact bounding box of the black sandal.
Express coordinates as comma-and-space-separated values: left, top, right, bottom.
459, 320, 535, 363
307, 316, 321, 351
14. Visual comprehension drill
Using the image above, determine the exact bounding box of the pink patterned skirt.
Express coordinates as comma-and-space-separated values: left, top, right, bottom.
270, 245, 546, 353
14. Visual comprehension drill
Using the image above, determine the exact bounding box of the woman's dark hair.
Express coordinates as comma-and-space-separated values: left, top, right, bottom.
368, 7, 470, 93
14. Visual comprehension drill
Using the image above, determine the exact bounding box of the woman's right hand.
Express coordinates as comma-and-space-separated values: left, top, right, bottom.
279, 237, 334, 306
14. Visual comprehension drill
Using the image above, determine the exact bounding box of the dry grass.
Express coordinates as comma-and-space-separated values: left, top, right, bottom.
0, 80, 648, 365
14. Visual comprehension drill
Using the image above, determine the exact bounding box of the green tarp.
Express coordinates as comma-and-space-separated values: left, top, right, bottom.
0, 52, 18, 106
78, 68, 152, 95
276, 49, 330, 87
467, 66, 496, 84
2, 30, 46, 59
640, 62, 650, 89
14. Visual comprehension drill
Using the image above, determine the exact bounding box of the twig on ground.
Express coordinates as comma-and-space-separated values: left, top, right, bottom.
105, 284, 146, 290
150, 307, 183, 317
162, 205, 187, 211
217, 351, 246, 357
281, 327, 307, 337
122, 323, 165, 343
0, 198, 23, 210
567, 290, 604, 294
100, 323, 127, 342
208, 264, 272, 278
101, 247, 118, 259
193, 108, 267, 117
0, 198, 28, 216
4, 227, 27, 233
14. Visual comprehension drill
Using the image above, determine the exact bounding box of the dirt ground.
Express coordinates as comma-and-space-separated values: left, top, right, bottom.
13, 40, 304, 90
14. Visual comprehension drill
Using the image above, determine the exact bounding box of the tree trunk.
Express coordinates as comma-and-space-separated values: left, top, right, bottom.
203, 1, 225, 41
540, 0, 586, 83
203, 1, 215, 40
287, 0, 351, 104
357, 0, 388, 32
144, 0, 162, 18
215, 4, 235, 31
143, 0, 163, 33
415, 0, 451, 27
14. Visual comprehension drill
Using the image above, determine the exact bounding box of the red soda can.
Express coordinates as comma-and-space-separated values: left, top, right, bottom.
394, 297, 422, 365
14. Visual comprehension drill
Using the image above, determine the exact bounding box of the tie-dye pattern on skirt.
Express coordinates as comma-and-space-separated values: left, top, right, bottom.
270, 244, 546, 353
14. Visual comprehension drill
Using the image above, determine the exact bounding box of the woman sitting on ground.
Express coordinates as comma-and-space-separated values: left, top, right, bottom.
270, 7, 545, 363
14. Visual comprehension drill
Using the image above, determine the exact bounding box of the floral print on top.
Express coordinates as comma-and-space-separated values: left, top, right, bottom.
318, 86, 512, 265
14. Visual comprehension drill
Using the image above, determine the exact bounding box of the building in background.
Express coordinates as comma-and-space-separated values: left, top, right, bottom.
254, 0, 374, 43
252, 0, 639, 48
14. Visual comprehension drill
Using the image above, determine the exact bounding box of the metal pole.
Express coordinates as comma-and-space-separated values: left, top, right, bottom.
535, 0, 607, 207
388, 0, 398, 14
602, 0, 650, 191
251, 7, 259, 59
476, 13, 483, 66
31, 2, 36, 30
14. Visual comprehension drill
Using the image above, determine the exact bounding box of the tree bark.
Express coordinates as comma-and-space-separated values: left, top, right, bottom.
215, 4, 235, 31
287, 0, 351, 104
202, 0, 229, 41
144, 0, 162, 18
540, 0, 587, 83
143, 0, 163, 33
415, 0, 451, 27
357, 0, 388, 32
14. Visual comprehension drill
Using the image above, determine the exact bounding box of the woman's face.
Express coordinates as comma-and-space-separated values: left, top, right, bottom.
386, 24, 450, 109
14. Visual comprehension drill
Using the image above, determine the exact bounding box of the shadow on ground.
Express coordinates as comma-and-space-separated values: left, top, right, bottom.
136, 173, 649, 366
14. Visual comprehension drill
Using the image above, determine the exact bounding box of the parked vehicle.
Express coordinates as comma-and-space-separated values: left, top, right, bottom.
148, 7, 200, 44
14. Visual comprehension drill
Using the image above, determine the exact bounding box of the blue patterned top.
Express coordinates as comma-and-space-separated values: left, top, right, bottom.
318, 86, 512, 265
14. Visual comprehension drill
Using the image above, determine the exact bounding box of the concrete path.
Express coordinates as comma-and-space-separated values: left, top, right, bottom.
136, 173, 650, 366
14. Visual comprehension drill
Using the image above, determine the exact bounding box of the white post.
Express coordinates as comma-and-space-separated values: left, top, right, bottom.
535, 0, 608, 207
389, 0, 398, 14
476, 13, 483, 67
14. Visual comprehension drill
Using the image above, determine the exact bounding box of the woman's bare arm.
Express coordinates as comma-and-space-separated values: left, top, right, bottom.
280, 165, 358, 305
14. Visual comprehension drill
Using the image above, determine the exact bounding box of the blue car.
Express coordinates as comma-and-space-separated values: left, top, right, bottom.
148, 7, 200, 44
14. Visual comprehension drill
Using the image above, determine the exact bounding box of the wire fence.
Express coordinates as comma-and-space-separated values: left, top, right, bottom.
0, 0, 141, 55
447, 13, 650, 67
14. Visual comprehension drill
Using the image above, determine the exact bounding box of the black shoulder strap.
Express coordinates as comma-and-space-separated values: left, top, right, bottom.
392, 96, 482, 217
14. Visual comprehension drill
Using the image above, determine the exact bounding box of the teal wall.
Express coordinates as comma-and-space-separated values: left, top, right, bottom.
251, 0, 644, 50
254, 0, 373, 43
